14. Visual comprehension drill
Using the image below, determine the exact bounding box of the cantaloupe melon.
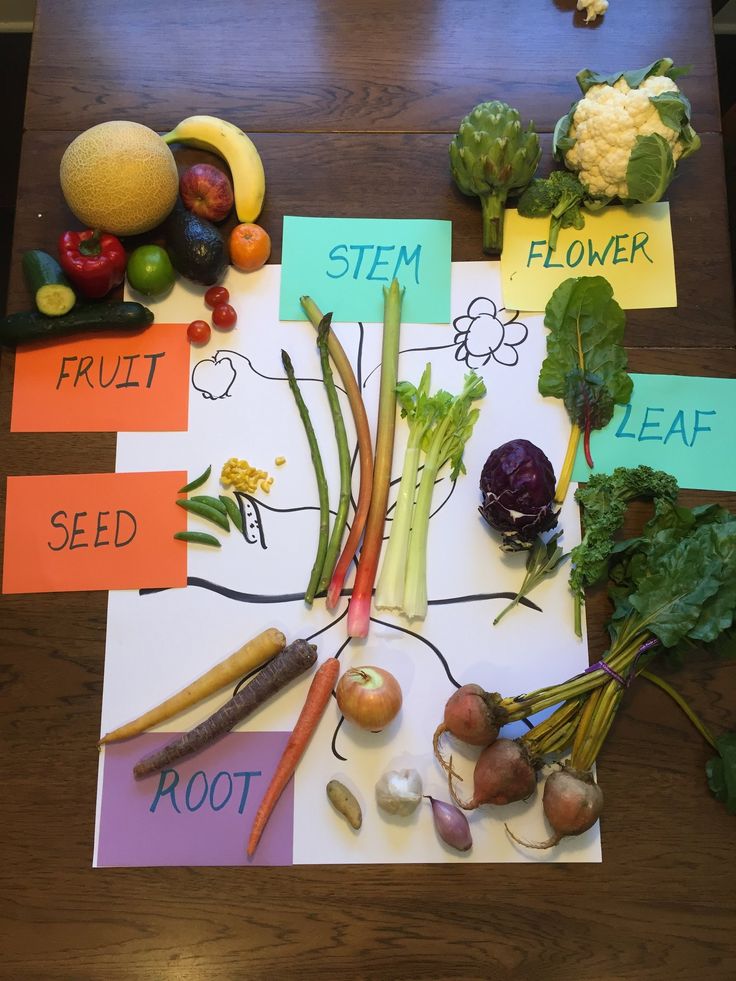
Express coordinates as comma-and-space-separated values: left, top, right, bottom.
60, 121, 179, 236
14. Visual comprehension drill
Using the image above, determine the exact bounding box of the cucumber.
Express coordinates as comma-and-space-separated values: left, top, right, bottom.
22, 250, 76, 317
0, 301, 155, 347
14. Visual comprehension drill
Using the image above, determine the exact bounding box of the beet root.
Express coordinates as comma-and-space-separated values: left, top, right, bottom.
449, 737, 537, 810
506, 766, 603, 850
433, 684, 508, 776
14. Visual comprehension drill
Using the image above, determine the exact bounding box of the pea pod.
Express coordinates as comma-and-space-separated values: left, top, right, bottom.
174, 530, 222, 548
176, 498, 230, 532
219, 495, 244, 533
190, 494, 228, 515
179, 465, 212, 493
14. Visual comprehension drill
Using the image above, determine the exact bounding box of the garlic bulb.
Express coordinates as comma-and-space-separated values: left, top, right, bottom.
375, 768, 423, 816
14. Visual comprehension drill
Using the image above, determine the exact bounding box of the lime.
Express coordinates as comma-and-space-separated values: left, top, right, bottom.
126, 245, 176, 296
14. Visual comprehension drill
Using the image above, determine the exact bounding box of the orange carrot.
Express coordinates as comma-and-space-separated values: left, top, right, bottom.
247, 656, 340, 857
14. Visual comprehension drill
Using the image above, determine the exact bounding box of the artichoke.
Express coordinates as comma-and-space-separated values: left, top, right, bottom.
479, 439, 559, 552
449, 101, 541, 254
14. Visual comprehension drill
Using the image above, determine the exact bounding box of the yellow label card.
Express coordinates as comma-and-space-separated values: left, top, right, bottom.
500, 202, 676, 312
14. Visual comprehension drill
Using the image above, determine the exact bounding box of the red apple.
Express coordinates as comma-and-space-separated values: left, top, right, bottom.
179, 164, 234, 222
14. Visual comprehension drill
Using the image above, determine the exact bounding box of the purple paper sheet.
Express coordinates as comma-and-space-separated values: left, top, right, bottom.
96, 731, 293, 866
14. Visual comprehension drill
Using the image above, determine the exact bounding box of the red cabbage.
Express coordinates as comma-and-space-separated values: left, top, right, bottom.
479, 439, 559, 551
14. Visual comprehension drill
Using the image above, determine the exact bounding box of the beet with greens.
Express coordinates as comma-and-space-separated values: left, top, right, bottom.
479, 439, 559, 551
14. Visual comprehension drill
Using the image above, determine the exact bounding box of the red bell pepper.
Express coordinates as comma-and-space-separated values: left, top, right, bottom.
58, 229, 127, 299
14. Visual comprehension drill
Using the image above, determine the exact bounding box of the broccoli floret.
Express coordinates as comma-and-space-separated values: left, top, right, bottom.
517, 178, 560, 217
517, 170, 590, 250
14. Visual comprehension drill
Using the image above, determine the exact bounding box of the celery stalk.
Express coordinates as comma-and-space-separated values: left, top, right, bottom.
402, 372, 486, 621
374, 365, 435, 612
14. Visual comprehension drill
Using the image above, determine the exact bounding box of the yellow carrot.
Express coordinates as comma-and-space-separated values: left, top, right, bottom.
98, 627, 286, 744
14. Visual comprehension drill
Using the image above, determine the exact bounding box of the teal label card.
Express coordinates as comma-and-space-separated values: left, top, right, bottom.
279, 216, 452, 323
571, 374, 736, 492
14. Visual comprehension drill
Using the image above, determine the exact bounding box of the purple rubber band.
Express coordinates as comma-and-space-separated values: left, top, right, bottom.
584, 638, 661, 688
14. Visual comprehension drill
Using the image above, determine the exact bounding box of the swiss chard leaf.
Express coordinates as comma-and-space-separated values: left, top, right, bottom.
563, 368, 616, 433
626, 134, 675, 204
706, 732, 736, 815
539, 276, 631, 406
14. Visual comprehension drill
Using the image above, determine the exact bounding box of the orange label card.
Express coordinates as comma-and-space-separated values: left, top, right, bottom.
11, 324, 190, 432
2, 472, 188, 594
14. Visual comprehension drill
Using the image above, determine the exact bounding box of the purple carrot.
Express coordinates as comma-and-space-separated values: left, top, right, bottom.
133, 639, 317, 778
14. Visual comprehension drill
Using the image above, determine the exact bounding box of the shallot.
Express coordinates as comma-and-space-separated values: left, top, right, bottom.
426, 795, 472, 852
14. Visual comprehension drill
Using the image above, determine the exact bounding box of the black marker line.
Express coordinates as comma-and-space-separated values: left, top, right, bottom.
330, 715, 348, 762
213, 350, 347, 396
363, 342, 456, 388
428, 592, 541, 612
356, 322, 365, 389
232, 654, 278, 697
349, 441, 359, 514
305, 606, 349, 642
368, 615, 461, 689
237, 492, 339, 519
140, 580, 541, 613
333, 636, 352, 660
140, 578, 309, 603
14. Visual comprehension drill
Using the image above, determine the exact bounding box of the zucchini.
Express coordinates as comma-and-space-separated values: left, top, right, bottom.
22, 250, 76, 317
0, 301, 154, 347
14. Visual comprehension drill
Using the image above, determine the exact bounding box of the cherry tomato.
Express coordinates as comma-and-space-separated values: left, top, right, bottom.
212, 303, 238, 330
187, 319, 211, 345
204, 285, 230, 308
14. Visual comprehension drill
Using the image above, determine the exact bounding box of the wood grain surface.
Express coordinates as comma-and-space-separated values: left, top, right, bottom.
2, 1, 736, 979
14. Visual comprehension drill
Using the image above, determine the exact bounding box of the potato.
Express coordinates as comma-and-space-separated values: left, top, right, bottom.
326, 779, 362, 830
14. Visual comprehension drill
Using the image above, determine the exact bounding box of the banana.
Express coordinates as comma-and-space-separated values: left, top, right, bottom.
162, 115, 266, 223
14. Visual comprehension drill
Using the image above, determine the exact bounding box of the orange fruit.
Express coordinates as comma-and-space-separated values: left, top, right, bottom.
229, 223, 271, 272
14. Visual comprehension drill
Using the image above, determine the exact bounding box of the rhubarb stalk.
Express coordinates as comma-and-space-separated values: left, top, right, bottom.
300, 295, 374, 609
347, 279, 404, 637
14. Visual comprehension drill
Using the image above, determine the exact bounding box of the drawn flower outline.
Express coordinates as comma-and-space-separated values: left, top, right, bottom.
452, 297, 528, 369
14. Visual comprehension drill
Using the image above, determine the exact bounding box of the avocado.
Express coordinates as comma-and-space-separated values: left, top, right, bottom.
164, 200, 229, 285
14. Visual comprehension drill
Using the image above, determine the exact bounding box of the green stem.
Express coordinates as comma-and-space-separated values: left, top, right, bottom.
548, 217, 561, 253
555, 422, 581, 506
502, 621, 652, 722
640, 669, 718, 751
521, 699, 581, 757
480, 192, 507, 253
493, 534, 566, 626
281, 349, 330, 606
574, 593, 583, 638
572, 681, 624, 773
347, 279, 404, 637
316, 316, 351, 592
374, 442, 422, 610
493, 589, 524, 626
402, 413, 451, 620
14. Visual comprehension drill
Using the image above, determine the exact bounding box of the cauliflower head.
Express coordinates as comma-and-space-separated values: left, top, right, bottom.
555, 60, 701, 203
577, 0, 609, 23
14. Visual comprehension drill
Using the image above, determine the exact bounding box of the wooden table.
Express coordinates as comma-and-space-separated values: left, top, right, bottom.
2, 1, 735, 978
